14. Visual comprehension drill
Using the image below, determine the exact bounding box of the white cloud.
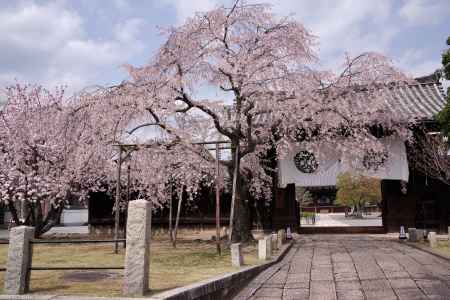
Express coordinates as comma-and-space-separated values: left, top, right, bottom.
399, 0, 450, 26
114, 18, 146, 44
0, 2, 146, 94
396, 48, 442, 78
1, 0, 447, 96
162, 0, 219, 24
113, 0, 132, 12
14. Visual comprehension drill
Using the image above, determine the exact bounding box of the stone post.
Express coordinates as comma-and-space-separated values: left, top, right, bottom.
408, 228, 417, 242
258, 236, 271, 260
4, 226, 35, 295
428, 232, 437, 248
271, 233, 279, 251
266, 235, 272, 256
231, 243, 243, 267
124, 199, 152, 296
277, 229, 284, 249
416, 229, 425, 242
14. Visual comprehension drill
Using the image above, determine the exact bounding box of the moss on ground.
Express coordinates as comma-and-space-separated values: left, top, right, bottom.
434, 240, 450, 257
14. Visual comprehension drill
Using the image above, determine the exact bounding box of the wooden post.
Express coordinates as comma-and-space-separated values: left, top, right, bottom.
169, 185, 173, 242
114, 146, 123, 254
173, 189, 183, 248
215, 143, 221, 255
228, 144, 239, 244
123, 164, 130, 249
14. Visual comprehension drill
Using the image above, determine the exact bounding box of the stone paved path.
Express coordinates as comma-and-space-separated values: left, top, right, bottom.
234, 235, 450, 300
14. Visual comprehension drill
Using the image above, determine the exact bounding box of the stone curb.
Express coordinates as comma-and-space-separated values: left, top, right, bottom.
0, 296, 142, 300
151, 241, 293, 300
402, 241, 450, 262
0, 242, 293, 300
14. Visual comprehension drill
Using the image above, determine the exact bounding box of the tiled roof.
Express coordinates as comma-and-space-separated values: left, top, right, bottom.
384, 82, 447, 120
232, 81, 447, 125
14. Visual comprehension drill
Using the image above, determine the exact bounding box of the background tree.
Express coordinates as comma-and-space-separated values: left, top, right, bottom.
0, 84, 113, 237
436, 36, 450, 141
409, 36, 450, 185
296, 187, 314, 207
409, 132, 450, 185
335, 172, 381, 218
296, 186, 315, 224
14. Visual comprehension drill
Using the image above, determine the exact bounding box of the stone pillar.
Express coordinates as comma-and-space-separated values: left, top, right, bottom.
408, 228, 417, 242
4, 226, 35, 295
416, 229, 425, 242
428, 232, 437, 248
258, 237, 271, 260
277, 229, 284, 249
221, 226, 228, 238
271, 233, 279, 251
266, 235, 272, 256
124, 199, 152, 296
231, 243, 243, 267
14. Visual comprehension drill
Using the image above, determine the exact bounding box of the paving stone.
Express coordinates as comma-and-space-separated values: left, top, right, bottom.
384, 270, 410, 279
286, 273, 310, 283
395, 288, 428, 300
234, 235, 450, 300
310, 280, 337, 300
332, 252, 353, 263
266, 270, 288, 284
334, 273, 359, 282
389, 278, 417, 289
282, 288, 309, 300
352, 259, 385, 280
311, 266, 333, 281
336, 289, 365, 300
261, 282, 284, 288
415, 279, 450, 296
284, 281, 309, 289
335, 280, 362, 291
254, 287, 283, 297
361, 279, 398, 300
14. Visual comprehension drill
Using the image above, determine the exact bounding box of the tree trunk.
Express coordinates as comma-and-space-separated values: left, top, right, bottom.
355, 202, 363, 219
8, 199, 63, 238
7, 201, 21, 226
232, 183, 251, 242
228, 143, 251, 243
35, 203, 64, 238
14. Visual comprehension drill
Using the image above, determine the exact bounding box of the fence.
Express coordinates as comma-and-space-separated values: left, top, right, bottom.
1, 199, 152, 297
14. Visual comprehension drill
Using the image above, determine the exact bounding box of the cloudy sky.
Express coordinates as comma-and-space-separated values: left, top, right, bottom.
0, 0, 449, 95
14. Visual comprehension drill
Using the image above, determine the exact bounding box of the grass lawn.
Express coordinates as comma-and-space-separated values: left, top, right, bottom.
0, 233, 260, 297
434, 240, 450, 257
414, 239, 450, 258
